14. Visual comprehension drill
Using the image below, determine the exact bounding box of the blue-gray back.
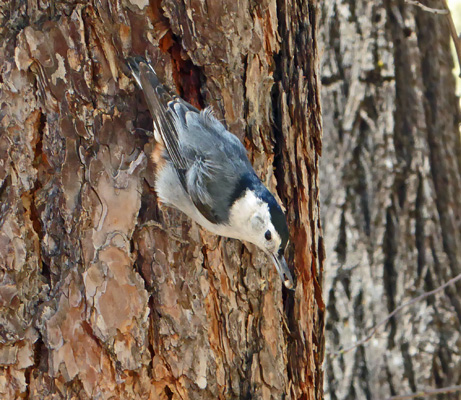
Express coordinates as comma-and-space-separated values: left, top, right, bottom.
175, 107, 254, 223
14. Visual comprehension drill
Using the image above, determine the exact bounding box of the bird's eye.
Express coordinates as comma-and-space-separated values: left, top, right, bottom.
264, 230, 272, 241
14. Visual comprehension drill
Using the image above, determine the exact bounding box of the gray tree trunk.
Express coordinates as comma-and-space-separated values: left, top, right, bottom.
0, 1, 324, 399
320, 1, 461, 399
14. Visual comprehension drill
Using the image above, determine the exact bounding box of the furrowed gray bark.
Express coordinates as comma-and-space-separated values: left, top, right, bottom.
320, 1, 461, 399
0, 1, 324, 399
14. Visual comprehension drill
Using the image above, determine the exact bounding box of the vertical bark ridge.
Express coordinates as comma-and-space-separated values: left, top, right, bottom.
320, 0, 461, 398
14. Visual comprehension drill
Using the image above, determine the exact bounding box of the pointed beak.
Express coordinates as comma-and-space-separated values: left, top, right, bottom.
271, 252, 295, 290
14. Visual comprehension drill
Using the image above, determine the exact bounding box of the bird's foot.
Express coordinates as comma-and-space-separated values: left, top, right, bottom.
139, 220, 189, 244
130, 127, 155, 137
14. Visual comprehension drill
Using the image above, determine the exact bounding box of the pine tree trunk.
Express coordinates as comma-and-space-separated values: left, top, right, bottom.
0, 1, 324, 399
320, 1, 461, 399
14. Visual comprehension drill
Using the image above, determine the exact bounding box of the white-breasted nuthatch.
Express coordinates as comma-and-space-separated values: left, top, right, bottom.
128, 56, 294, 289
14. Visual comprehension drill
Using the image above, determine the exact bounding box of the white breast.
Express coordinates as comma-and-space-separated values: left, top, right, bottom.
155, 163, 243, 239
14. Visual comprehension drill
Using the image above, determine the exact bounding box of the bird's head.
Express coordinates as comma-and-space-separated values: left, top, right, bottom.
229, 180, 294, 289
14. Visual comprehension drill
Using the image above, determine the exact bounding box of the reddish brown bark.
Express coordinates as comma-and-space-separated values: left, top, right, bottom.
0, 1, 324, 399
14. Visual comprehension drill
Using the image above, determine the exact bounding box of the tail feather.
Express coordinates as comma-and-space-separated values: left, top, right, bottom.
126, 56, 145, 87
127, 56, 190, 176
127, 56, 166, 98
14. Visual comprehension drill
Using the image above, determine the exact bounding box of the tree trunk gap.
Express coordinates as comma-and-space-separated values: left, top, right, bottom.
0, 1, 324, 399
320, 1, 461, 399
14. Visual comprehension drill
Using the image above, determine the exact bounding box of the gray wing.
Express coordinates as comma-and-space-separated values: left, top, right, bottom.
180, 109, 253, 223
128, 57, 252, 224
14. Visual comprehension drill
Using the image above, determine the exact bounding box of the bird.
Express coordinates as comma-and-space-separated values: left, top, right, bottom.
127, 56, 294, 289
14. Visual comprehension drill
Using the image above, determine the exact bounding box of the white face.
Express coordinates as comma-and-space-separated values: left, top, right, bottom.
228, 190, 282, 254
